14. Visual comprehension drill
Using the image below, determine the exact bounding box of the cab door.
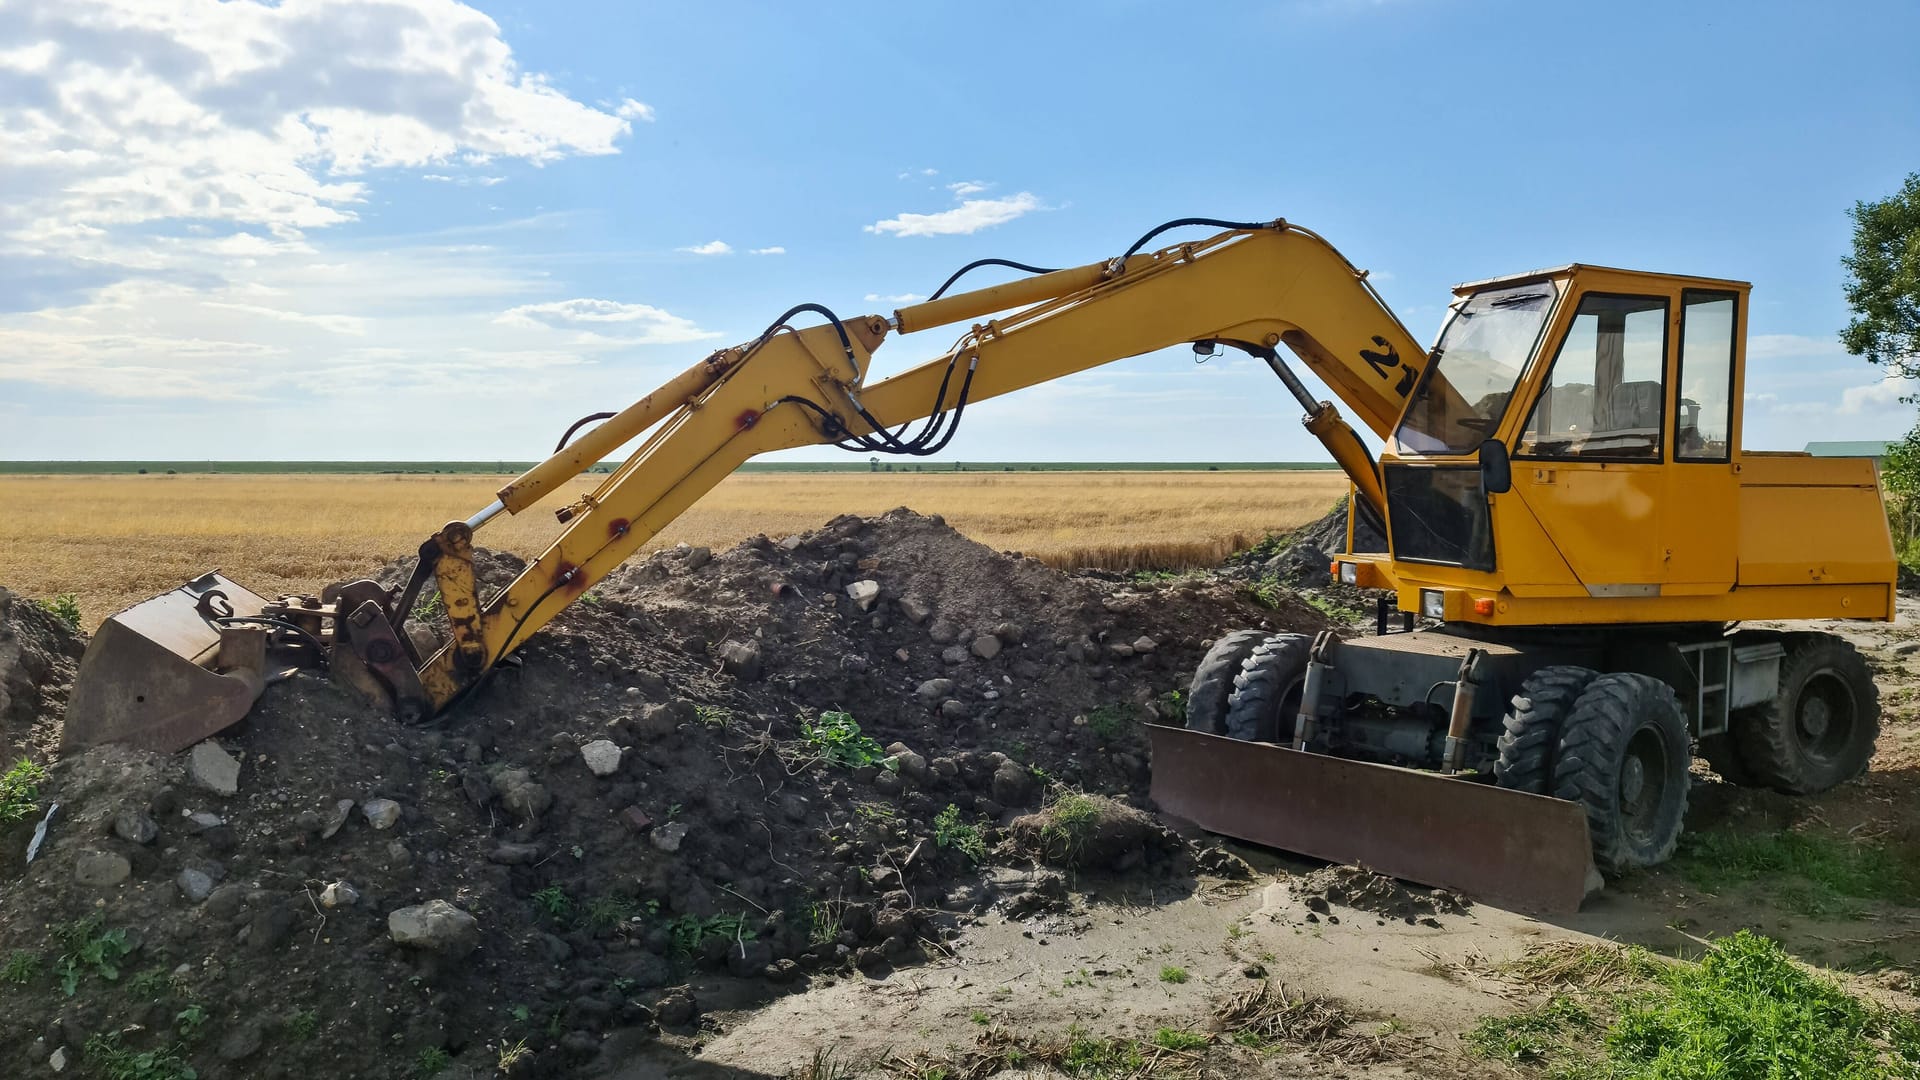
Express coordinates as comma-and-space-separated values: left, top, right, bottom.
1510, 291, 1672, 591
1661, 289, 1741, 590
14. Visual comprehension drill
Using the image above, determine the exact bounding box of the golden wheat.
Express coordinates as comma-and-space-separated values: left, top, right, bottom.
0, 471, 1346, 626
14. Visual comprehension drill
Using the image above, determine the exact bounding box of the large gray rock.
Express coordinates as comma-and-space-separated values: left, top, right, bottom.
971, 634, 1003, 660
897, 595, 934, 624
580, 740, 624, 777
916, 678, 954, 701
360, 798, 401, 830
716, 639, 763, 681
991, 760, 1038, 807
111, 809, 158, 845
493, 769, 552, 820
74, 850, 130, 887
845, 580, 881, 611
650, 822, 689, 853
176, 868, 214, 903
187, 741, 240, 796
388, 900, 480, 958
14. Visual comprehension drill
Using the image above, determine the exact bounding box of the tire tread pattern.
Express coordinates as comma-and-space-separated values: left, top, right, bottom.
1494, 665, 1599, 794
1223, 634, 1313, 743
1185, 629, 1270, 735
1737, 632, 1879, 795
1552, 672, 1689, 875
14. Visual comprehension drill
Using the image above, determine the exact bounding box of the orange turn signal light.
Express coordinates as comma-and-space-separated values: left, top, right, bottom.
1473, 597, 1497, 616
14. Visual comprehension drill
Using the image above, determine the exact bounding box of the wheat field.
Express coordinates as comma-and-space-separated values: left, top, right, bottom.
0, 471, 1347, 627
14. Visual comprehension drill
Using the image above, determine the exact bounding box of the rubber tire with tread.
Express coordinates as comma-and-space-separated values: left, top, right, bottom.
1733, 632, 1879, 795
1493, 665, 1599, 794
1185, 629, 1270, 735
1552, 672, 1691, 875
1222, 633, 1314, 744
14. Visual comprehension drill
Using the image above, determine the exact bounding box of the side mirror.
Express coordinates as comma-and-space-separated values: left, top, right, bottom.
1479, 439, 1512, 494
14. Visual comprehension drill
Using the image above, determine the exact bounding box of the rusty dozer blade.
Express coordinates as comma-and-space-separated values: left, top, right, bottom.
1149, 725, 1596, 915
64, 572, 275, 754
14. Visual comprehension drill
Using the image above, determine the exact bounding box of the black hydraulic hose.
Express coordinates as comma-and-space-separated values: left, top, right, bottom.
554, 411, 617, 453
1116, 217, 1274, 264
925, 258, 1064, 302
750, 303, 857, 376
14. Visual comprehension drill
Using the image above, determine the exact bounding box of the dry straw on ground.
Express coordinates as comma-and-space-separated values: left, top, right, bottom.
0, 470, 1346, 626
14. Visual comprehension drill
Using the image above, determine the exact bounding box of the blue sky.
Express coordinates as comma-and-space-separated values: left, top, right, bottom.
1, 0, 1915, 462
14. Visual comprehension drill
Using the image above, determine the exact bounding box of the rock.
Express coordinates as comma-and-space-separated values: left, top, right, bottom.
618, 807, 653, 834
941, 645, 969, 665
384, 841, 412, 869
49, 1047, 67, 1073
846, 580, 881, 611
74, 850, 130, 887
872, 908, 913, 940
634, 700, 695, 737
777, 534, 805, 551
361, 798, 401, 830
1107, 642, 1136, 659
187, 741, 241, 796
1893, 640, 1920, 657
940, 700, 969, 721
489, 843, 542, 864
685, 546, 711, 570
320, 799, 354, 839
494, 769, 553, 820
246, 906, 298, 952
897, 595, 933, 623
916, 678, 954, 701
388, 900, 481, 958
971, 634, 1003, 660
651, 822, 689, 853
319, 881, 359, 908
724, 939, 774, 977
654, 989, 697, 1027
216, 1022, 264, 1062
928, 619, 959, 645
580, 740, 624, 777
717, 639, 763, 681
205, 884, 247, 919
885, 743, 929, 784
990, 761, 1037, 807
992, 621, 1025, 645
1132, 635, 1158, 654
111, 809, 158, 845
176, 868, 214, 903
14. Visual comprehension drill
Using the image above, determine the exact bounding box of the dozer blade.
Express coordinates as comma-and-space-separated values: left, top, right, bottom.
1149, 726, 1595, 915
63, 572, 273, 754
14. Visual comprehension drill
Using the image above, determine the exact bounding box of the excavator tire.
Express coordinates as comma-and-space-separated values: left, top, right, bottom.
1184, 629, 1270, 735
1732, 632, 1879, 795
1493, 665, 1599, 795
1552, 672, 1690, 874
1222, 633, 1313, 744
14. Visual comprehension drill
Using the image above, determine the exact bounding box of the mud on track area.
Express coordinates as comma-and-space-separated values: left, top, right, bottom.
0, 509, 1915, 1080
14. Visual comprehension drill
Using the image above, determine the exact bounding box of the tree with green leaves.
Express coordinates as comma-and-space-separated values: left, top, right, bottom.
1842, 172, 1920, 379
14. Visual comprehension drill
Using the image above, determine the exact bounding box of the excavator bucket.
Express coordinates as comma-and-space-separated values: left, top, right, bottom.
1149, 726, 1596, 914
63, 572, 274, 754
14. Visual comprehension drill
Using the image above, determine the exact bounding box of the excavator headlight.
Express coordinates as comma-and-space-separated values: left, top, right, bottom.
1338, 562, 1359, 586
1419, 588, 1446, 620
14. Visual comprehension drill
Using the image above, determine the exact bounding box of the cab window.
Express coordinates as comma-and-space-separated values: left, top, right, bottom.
1676, 290, 1736, 461
1517, 294, 1669, 460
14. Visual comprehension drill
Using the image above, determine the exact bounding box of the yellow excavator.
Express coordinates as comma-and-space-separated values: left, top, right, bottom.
63, 219, 1892, 913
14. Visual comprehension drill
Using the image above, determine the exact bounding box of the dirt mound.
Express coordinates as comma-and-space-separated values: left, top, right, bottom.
0, 586, 83, 762
1290, 865, 1471, 924
0, 509, 1329, 1079
1006, 792, 1175, 871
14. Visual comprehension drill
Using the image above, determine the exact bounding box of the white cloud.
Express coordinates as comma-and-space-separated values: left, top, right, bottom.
494, 298, 721, 344
677, 240, 733, 256
896, 167, 940, 179
422, 174, 507, 187
946, 180, 990, 197
0, 0, 639, 244
865, 293, 925, 304
614, 98, 656, 122
865, 192, 1044, 238
200, 301, 368, 335
749, 246, 786, 256
1748, 333, 1845, 360
1838, 372, 1918, 414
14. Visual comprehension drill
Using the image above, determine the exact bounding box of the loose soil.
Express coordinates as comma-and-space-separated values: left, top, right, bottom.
1, 507, 1915, 1080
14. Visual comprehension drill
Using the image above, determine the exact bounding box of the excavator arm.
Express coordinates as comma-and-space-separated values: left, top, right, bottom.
62, 219, 1429, 745
408, 221, 1427, 710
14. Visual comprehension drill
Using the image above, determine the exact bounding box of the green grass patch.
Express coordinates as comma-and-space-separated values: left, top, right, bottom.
530, 885, 572, 922
1158, 965, 1189, 985
1151, 1028, 1209, 1051
801, 711, 893, 769
0, 758, 48, 823
1674, 829, 1917, 915
1301, 592, 1366, 623
36, 593, 81, 632
1085, 704, 1133, 741
933, 804, 987, 865
1466, 931, 1920, 1079
83, 1032, 198, 1080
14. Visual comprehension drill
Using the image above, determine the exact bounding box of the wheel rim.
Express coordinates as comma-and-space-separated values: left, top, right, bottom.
1618, 724, 1670, 847
1794, 668, 1858, 765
